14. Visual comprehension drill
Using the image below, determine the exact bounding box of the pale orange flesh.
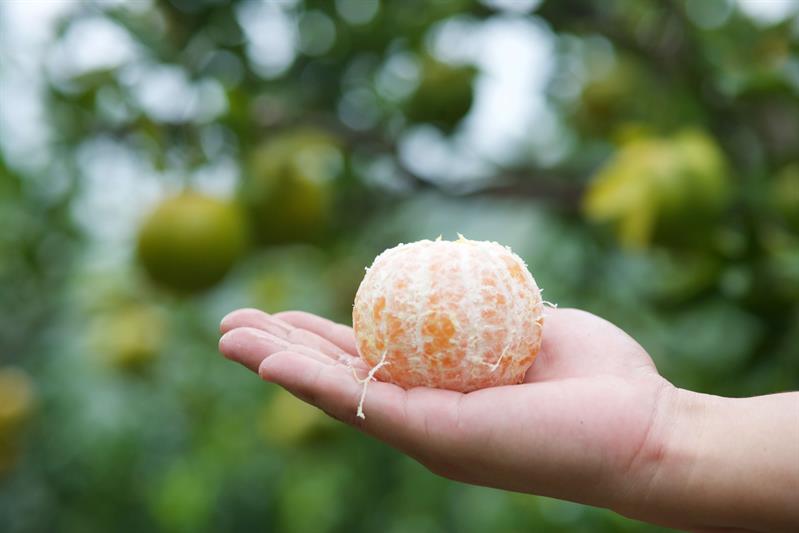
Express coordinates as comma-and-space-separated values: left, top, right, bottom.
353, 238, 544, 392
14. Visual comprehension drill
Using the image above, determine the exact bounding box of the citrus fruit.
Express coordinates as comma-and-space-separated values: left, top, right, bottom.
258, 388, 331, 447
352, 236, 544, 392
584, 129, 729, 248
90, 304, 166, 371
773, 164, 799, 232
405, 55, 476, 130
0, 367, 35, 437
137, 192, 247, 293
243, 128, 341, 245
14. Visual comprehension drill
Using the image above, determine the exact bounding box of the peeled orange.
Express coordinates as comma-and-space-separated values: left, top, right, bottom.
353, 236, 544, 393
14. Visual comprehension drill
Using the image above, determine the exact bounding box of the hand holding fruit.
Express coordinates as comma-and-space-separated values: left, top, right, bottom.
219, 239, 799, 533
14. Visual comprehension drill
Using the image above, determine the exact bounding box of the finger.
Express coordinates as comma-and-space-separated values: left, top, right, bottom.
219, 327, 336, 373
220, 308, 355, 362
220, 308, 287, 334
259, 351, 466, 460
273, 310, 358, 356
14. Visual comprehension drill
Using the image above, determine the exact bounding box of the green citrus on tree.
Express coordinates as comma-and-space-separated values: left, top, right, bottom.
0, 367, 35, 439
90, 304, 166, 371
137, 192, 248, 293
242, 128, 342, 245
584, 129, 730, 248
257, 388, 332, 447
405, 55, 476, 130
772, 164, 799, 233
576, 56, 703, 137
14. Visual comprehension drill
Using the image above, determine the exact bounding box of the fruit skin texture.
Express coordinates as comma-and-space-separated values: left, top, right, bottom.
137, 192, 247, 293
352, 237, 544, 392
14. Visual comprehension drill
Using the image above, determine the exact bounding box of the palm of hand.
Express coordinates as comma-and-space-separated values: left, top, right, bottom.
219, 307, 671, 510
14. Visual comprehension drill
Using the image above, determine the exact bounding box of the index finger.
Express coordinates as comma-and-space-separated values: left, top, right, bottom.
273, 310, 359, 356
221, 308, 355, 362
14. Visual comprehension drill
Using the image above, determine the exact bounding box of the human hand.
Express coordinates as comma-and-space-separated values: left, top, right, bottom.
218, 307, 676, 523
220, 308, 799, 532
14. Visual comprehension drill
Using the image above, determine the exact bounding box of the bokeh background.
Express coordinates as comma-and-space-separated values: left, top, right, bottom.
1, 0, 798, 531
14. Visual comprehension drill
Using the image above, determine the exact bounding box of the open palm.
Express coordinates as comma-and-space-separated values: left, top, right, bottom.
219, 307, 674, 517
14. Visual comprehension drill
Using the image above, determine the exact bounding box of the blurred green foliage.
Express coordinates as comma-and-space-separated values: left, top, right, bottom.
1, 0, 797, 532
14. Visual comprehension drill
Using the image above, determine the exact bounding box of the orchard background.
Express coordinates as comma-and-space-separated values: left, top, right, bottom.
1, 1, 798, 532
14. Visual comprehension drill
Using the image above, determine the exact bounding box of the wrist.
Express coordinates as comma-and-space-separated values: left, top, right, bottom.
630, 387, 717, 529
610, 383, 702, 529
617, 387, 799, 532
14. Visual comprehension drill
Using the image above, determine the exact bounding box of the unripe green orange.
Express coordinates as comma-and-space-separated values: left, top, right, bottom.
257, 389, 331, 447
137, 192, 247, 293
90, 304, 166, 371
0, 367, 35, 437
773, 164, 799, 232
584, 129, 730, 248
405, 56, 476, 130
243, 129, 341, 245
